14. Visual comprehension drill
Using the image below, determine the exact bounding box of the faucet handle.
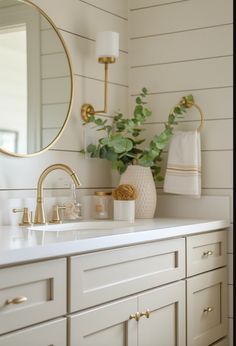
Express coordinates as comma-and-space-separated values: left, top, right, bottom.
49, 205, 66, 224
12, 208, 32, 226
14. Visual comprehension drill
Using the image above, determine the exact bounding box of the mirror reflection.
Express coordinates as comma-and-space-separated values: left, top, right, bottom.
0, 0, 72, 156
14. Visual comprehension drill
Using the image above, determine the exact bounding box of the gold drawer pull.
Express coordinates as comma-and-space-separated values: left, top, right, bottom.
203, 306, 214, 313
140, 309, 150, 319
6, 297, 28, 305
129, 312, 141, 321
202, 250, 213, 257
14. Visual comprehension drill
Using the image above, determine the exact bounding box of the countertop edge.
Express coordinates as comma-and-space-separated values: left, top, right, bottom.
0, 219, 230, 267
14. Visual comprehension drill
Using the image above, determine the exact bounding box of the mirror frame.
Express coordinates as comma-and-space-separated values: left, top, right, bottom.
0, 0, 74, 158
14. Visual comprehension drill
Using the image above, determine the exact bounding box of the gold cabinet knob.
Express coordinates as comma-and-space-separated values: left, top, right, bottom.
202, 250, 213, 257
203, 306, 214, 313
129, 312, 141, 321
140, 309, 150, 319
6, 296, 27, 305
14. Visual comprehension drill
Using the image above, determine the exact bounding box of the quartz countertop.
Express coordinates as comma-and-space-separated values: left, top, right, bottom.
0, 218, 229, 267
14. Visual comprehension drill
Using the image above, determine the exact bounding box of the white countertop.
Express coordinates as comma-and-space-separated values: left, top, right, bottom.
0, 218, 229, 267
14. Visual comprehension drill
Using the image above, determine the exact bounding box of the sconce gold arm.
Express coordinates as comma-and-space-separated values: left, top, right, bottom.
81, 57, 116, 123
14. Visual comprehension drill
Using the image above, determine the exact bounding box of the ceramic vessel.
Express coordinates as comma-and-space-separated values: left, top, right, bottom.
120, 165, 157, 218
113, 200, 135, 222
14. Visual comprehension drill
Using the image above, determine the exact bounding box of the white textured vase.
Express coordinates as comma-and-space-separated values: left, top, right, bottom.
120, 165, 157, 218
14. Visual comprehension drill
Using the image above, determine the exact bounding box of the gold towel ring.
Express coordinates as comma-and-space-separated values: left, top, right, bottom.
179, 97, 204, 132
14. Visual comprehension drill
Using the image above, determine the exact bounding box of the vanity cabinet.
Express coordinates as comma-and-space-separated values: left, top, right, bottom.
0, 318, 67, 346
69, 281, 185, 346
0, 228, 228, 346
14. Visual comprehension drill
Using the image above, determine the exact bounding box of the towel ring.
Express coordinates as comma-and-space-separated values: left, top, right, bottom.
179, 97, 204, 132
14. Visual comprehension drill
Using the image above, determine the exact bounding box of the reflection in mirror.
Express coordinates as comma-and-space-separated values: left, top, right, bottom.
0, 0, 73, 156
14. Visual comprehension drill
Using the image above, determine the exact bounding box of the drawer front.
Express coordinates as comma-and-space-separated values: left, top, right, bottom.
187, 268, 228, 346
0, 318, 66, 346
187, 230, 227, 276
0, 259, 66, 334
69, 238, 185, 312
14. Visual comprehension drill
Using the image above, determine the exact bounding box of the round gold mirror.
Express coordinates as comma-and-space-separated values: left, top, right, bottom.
0, 0, 73, 157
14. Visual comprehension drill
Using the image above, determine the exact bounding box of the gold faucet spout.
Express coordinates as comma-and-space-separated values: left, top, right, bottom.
34, 164, 81, 224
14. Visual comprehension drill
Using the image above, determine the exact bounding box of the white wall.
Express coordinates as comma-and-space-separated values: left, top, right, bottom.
128, 0, 233, 343
0, 0, 128, 216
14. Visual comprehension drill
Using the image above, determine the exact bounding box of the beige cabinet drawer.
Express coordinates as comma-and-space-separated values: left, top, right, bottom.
69, 238, 185, 312
187, 268, 228, 346
0, 258, 66, 334
187, 231, 227, 276
0, 318, 66, 346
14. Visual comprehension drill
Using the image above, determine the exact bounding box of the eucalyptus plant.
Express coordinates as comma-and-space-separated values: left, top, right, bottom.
81, 88, 194, 181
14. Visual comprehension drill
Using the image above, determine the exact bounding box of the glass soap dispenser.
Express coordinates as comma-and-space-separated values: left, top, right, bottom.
93, 191, 112, 219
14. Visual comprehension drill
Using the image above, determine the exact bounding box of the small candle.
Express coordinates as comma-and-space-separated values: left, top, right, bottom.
96, 31, 119, 59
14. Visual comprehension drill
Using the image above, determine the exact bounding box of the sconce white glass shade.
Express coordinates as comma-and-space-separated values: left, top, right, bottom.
96, 31, 119, 59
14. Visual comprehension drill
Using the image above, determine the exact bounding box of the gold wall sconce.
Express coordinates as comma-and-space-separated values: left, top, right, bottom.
81, 31, 119, 123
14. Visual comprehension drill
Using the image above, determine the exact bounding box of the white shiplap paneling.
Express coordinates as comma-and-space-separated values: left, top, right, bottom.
130, 87, 233, 122
129, 0, 233, 38
130, 56, 233, 95
130, 24, 233, 67
34, 0, 128, 51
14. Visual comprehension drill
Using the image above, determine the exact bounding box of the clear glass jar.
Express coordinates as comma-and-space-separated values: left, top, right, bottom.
93, 192, 111, 219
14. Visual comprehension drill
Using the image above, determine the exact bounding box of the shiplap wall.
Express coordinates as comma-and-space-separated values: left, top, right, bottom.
128, 0, 233, 344
0, 0, 128, 218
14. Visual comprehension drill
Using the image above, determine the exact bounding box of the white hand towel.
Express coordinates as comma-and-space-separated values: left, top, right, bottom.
163, 130, 201, 197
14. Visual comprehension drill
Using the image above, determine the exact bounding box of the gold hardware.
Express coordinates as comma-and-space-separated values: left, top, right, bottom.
129, 312, 141, 321
6, 296, 27, 305
49, 205, 66, 224
202, 250, 213, 257
98, 57, 116, 64
81, 57, 116, 123
12, 208, 32, 226
140, 309, 150, 319
0, 0, 74, 158
203, 306, 214, 313
179, 97, 204, 132
95, 191, 112, 196
34, 164, 81, 224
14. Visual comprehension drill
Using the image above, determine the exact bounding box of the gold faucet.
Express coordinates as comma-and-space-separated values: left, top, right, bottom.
34, 164, 81, 224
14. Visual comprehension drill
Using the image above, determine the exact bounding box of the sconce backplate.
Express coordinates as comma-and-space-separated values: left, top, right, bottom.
81, 104, 95, 122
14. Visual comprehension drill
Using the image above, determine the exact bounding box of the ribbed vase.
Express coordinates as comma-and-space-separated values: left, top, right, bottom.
120, 165, 157, 218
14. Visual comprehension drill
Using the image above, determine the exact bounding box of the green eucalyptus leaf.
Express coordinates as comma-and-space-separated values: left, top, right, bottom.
87, 144, 97, 153
136, 97, 142, 104
143, 108, 152, 117
142, 87, 148, 95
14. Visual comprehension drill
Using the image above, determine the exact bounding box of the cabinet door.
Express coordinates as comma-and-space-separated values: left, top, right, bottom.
187, 268, 228, 346
138, 281, 185, 346
0, 318, 66, 346
69, 296, 137, 346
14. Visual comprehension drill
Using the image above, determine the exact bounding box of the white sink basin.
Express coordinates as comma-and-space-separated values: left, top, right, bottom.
29, 220, 135, 232
27, 220, 138, 245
